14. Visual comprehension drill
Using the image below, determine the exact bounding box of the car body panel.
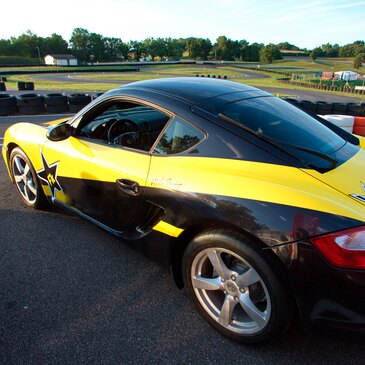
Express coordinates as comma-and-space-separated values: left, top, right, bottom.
41, 137, 152, 233
305, 148, 365, 202
3, 78, 365, 334
2, 123, 48, 179
147, 155, 365, 222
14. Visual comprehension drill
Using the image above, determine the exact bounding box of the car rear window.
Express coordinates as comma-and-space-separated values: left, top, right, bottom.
218, 97, 346, 155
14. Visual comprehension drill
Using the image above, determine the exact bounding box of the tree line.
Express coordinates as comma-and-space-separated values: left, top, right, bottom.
0, 29, 364, 67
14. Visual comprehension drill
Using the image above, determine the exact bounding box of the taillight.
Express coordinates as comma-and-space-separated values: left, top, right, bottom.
310, 225, 365, 269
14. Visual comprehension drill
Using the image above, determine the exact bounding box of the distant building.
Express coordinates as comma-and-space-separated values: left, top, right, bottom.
44, 54, 78, 66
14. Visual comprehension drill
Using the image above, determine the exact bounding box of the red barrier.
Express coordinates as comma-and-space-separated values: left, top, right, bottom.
353, 117, 365, 136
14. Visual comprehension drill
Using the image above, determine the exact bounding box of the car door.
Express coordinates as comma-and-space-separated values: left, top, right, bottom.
39, 98, 170, 238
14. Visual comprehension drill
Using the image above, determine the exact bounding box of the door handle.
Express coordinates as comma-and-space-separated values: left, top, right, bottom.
116, 178, 140, 196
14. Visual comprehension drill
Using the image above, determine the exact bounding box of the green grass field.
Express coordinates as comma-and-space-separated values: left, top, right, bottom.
1, 59, 364, 99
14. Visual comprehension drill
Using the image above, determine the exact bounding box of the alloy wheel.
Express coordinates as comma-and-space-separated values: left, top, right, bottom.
191, 247, 271, 334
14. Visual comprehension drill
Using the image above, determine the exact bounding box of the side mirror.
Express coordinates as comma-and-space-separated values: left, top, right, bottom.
47, 123, 73, 141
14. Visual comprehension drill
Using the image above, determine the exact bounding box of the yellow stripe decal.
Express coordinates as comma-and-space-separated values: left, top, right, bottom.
153, 221, 183, 237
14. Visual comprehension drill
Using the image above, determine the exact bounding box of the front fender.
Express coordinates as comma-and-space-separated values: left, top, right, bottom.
2, 122, 48, 181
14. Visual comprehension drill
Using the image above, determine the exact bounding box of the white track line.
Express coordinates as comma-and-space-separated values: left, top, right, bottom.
0, 137, 3, 147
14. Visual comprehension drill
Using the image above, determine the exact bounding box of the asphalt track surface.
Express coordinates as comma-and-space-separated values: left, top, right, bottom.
1, 115, 365, 364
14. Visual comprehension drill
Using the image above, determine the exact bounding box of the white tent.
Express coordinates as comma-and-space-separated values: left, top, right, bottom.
334, 71, 358, 81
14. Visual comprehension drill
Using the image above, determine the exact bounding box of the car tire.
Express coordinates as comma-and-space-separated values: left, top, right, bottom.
182, 229, 293, 344
10, 147, 47, 209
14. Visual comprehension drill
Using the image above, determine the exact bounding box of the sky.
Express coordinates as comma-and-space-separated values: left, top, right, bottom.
2, 0, 364, 49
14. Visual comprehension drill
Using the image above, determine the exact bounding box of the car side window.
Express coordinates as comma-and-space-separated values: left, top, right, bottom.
154, 116, 204, 155
78, 101, 170, 152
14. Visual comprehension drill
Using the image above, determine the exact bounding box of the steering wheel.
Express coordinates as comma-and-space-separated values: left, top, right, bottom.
107, 119, 144, 148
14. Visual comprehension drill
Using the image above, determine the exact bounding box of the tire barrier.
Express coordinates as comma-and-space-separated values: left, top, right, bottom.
301, 100, 317, 113
195, 74, 227, 79
347, 103, 363, 117
285, 98, 365, 117
16, 94, 45, 115
315, 101, 332, 115
17, 81, 34, 91
319, 115, 365, 136
331, 102, 348, 114
25, 82, 34, 90
0, 82, 6, 91
67, 93, 92, 113
1, 92, 94, 115
44, 93, 68, 113
284, 98, 301, 108
17, 82, 26, 91
0, 94, 18, 115
93, 92, 104, 100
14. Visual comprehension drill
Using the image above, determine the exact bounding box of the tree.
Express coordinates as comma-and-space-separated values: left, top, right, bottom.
321, 43, 339, 57
143, 37, 159, 61
104, 37, 128, 61
128, 40, 145, 61
213, 36, 243, 61
43, 33, 69, 55
276, 42, 300, 50
70, 28, 91, 63
214, 36, 229, 59
339, 41, 365, 57
88, 32, 106, 62
12, 30, 43, 58
309, 47, 323, 61
259, 44, 282, 64
354, 53, 365, 69
165, 37, 184, 58
186, 38, 212, 59
244, 43, 263, 62
0, 39, 13, 56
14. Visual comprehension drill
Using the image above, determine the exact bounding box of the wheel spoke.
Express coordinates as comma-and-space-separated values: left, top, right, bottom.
239, 292, 267, 328
192, 276, 222, 290
27, 182, 37, 196
14, 156, 24, 174
23, 185, 30, 201
218, 295, 237, 327
206, 249, 233, 279
23, 163, 30, 177
237, 268, 261, 288
14, 174, 23, 183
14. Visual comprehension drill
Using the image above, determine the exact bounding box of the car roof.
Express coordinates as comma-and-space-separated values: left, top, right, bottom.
117, 77, 270, 104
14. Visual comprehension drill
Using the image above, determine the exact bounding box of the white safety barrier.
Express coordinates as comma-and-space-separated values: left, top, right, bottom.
319, 115, 365, 136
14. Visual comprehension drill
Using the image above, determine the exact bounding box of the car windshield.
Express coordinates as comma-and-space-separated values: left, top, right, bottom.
218, 96, 347, 166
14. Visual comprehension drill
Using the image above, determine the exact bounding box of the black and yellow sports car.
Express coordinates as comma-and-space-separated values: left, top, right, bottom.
3, 78, 365, 344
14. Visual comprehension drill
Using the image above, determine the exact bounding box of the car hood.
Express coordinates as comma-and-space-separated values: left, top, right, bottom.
303, 148, 365, 205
